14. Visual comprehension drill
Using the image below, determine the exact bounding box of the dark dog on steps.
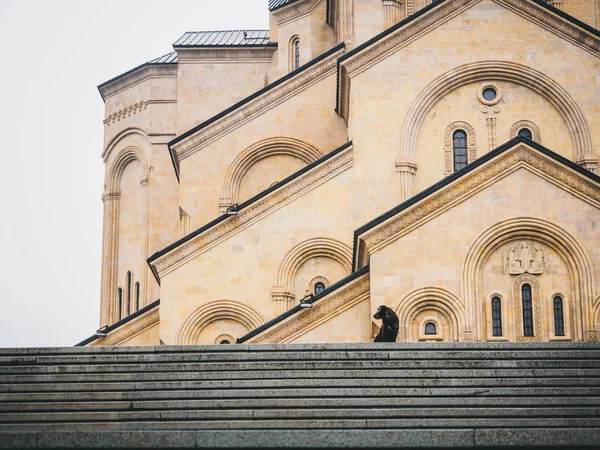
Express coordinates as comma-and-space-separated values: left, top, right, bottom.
373, 305, 399, 342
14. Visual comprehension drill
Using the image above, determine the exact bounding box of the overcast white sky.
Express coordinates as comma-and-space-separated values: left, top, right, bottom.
0, 0, 267, 347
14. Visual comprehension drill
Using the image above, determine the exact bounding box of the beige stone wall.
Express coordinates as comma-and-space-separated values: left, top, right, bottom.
117, 323, 160, 346
178, 71, 347, 228
354, 0, 385, 44
368, 166, 600, 342
561, 0, 599, 28
294, 299, 371, 342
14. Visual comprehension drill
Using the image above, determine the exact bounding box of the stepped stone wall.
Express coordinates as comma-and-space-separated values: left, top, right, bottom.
1, 342, 600, 448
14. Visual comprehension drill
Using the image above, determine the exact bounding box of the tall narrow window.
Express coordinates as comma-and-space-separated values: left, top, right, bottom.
294, 39, 300, 70
453, 130, 468, 172
554, 296, 565, 336
135, 282, 140, 312
522, 284, 534, 336
126, 271, 132, 316
118, 288, 123, 321
492, 296, 503, 336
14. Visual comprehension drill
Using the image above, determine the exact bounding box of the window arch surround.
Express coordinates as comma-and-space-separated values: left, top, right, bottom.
513, 276, 542, 341
510, 120, 541, 143
443, 121, 477, 176
177, 300, 266, 345
395, 287, 467, 342
289, 35, 301, 71
272, 238, 352, 314
220, 137, 322, 212
398, 61, 594, 199
462, 217, 595, 341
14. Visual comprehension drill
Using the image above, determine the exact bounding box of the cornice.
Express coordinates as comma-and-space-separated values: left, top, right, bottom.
150, 145, 353, 278
88, 307, 160, 347
356, 144, 600, 264
337, 0, 600, 121
249, 272, 370, 344
175, 47, 276, 64
99, 64, 178, 101
172, 46, 342, 161
272, 0, 324, 26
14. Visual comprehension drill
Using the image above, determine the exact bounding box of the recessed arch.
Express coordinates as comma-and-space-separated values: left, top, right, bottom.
102, 127, 149, 161
462, 217, 596, 341
400, 61, 593, 181
176, 300, 266, 345
220, 137, 322, 211
395, 287, 467, 342
106, 146, 148, 193
510, 120, 541, 143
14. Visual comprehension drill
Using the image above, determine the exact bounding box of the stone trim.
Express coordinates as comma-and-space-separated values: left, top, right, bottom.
172, 47, 343, 161
249, 272, 370, 343
272, 0, 324, 26
358, 144, 600, 260
513, 275, 543, 342
175, 47, 276, 64
99, 65, 178, 101
89, 306, 159, 347
510, 120, 541, 143
443, 121, 477, 177
150, 145, 353, 278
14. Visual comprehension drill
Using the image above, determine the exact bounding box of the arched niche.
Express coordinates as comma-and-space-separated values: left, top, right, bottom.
462, 217, 595, 341
220, 137, 322, 211
177, 300, 266, 345
272, 238, 352, 314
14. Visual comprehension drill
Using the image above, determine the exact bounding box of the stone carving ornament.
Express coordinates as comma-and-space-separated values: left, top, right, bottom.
503, 241, 547, 275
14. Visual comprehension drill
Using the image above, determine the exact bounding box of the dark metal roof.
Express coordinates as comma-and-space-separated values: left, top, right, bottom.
148, 52, 178, 64
173, 30, 272, 47
268, 0, 300, 11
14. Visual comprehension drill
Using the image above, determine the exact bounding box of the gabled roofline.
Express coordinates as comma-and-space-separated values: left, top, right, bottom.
149, 141, 353, 283
351, 136, 600, 270
236, 264, 370, 343
75, 300, 160, 347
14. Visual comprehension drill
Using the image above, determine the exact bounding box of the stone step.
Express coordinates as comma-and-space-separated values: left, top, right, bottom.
3, 375, 600, 393
1, 386, 598, 403
3, 359, 600, 375
1, 395, 597, 412
2, 406, 600, 424
2, 348, 599, 365
2, 417, 600, 431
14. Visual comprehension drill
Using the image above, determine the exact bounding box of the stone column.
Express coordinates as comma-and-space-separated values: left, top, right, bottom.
383, 0, 403, 29
395, 157, 417, 201
100, 192, 120, 327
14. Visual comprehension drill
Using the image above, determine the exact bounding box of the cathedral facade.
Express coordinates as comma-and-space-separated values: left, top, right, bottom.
79, 0, 600, 347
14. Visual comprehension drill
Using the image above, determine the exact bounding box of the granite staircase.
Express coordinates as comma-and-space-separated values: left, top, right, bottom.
1, 342, 600, 448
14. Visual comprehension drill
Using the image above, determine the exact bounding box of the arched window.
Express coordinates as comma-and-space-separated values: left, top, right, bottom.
289, 36, 300, 71
126, 271, 132, 316
554, 296, 565, 336
135, 282, 140, 312
219, 339, 231, 345
522, 284, 534, 336
314, 282, 326, 295
117, 288, 123, 321
424, 322, 437, 335
518, 128, 533, 140
453, 130, 468, 172
491, 296, 502, 337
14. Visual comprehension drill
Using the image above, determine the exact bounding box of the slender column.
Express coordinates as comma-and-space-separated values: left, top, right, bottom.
383, 0, 402, 28
100, 192, 120, 326
141, 175, 150, 310
395, 157, 417, 201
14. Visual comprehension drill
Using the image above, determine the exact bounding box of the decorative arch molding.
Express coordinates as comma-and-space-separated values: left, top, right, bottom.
271, 238, 352, 313
220, 137, 323, 212
509, 120, 541, 143
176, 300, 266, 345
100, 143, 150, 327
394, 287, 467, 342
398, 61, 594, 199
462, 217, 596, 341
443, 121, 477, 176
513, 274, 543, 341
102, 127, 150, 161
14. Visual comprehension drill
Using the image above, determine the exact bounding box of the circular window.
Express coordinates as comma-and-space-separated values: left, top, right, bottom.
482, 87, 497, 101
518, 128, 533, 140
477, 83, 502, 106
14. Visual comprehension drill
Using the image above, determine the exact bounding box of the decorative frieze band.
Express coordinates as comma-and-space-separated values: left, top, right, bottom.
89, 307, 160, 347
172, 47, 343, 161
104, 101, 146, 126
175, 47, 276, 63
250, 273, 370, 343
99, 65, 178, 100
272, 0, 324, 26
150, 145, 353, 277
358, 145, 600, 261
